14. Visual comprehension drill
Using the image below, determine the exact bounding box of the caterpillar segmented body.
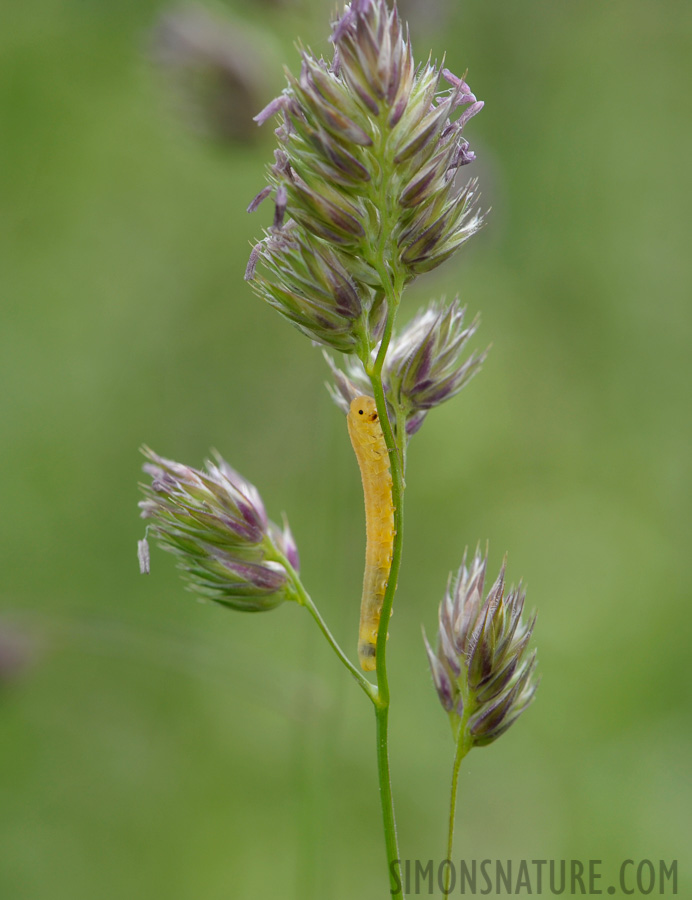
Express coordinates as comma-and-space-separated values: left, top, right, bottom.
347, 395, 395, 671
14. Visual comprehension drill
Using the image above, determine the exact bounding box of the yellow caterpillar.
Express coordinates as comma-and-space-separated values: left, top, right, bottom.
347, 395, 395, 671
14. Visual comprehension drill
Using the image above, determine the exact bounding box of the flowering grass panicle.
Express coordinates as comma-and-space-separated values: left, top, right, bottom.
425, 547, 538, 747
246, 0, 484, 353
139, 447, 300, 611
138, 3, 540, 894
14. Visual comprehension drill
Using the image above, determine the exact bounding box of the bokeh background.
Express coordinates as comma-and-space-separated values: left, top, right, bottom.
2, 0, 690, 897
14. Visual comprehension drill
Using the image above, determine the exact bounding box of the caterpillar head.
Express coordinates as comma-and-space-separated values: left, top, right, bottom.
349, 395, 379, 425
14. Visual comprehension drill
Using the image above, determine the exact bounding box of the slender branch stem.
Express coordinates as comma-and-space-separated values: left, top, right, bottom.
444, 724, 472, 896
274, 550, 378, 703
302, 590, 378, 703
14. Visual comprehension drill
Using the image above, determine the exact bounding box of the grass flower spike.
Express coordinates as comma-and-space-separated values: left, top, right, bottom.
139, 447, 300, 611
386, 299, 485, 426
425, 547, 538, 747
426, 547, 539, 896
325, 297, 485, 435
246, 0, 484, 353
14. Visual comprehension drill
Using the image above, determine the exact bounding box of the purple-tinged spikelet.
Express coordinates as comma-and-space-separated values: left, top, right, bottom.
246, 223, 385, 352
138, 447, 300, 611
325, 297, 485, 436
424, 548, 538, 746
386, 298, 486, 433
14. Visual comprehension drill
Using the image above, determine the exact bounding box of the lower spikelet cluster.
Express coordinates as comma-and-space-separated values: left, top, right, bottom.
425, 548, 538, 746
138, 447, 300, 611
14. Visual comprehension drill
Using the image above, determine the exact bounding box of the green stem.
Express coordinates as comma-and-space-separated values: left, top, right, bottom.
366, 262, 407, 899
375, 701, 401, 897
444, 724, 472, 896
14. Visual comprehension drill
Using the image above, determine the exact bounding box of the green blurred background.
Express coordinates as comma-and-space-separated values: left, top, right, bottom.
2, 0, 690, 897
